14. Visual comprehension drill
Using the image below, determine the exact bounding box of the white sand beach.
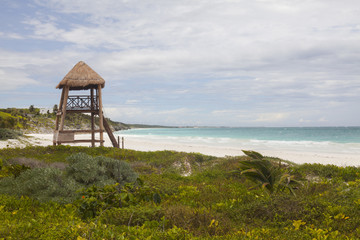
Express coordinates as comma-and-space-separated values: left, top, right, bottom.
1, 133, 359, 167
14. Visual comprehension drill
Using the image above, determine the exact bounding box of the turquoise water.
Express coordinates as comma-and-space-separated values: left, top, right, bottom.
116, 127, 360, 159
118, 127, 360, 144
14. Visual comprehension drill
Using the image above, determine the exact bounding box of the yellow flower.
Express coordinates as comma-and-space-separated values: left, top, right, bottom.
334, 213, 349, 220
209, 219, 218, 228
293, 220, 306, 230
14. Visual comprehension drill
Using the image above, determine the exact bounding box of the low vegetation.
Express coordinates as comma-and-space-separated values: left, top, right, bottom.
0, 107, 130, 134
0, 128, 23, 140
239, 150, 300, 195
1, 146, 360, 239
0, 153, 137, 203
0, 109, 28, 129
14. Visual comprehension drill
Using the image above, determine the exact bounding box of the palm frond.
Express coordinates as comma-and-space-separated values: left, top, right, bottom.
242, 150, 264, 160
239, 151, 301, 195
241, 169, 268, 184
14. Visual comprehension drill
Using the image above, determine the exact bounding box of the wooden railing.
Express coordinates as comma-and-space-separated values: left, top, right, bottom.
66, 95, 98, 110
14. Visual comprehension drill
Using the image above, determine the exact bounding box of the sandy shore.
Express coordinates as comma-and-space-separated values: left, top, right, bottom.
0, 133, 359, 167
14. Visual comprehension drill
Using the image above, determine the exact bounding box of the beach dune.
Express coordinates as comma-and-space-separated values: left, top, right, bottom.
0, 133, 358, 167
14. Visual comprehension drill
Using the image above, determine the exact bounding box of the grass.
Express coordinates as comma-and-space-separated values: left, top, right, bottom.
1, 146, 360, 239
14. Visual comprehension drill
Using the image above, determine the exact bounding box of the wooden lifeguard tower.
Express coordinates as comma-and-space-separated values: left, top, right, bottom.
53, 61, 118, 147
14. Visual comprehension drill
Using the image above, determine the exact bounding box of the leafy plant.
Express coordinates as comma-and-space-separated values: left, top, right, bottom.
0, 128, 22, 140
292, 163, 360, 182
0, 164, 30, 178
100, 205, 163, 227
66, 153, 109, 185
0, 153, 138, 203
77, 179, 161, 219
1, 146, 360, 239
0, 167, 80, 202
239, 150, 300, 195
97, 155, 139, 185
66, 152, 138, 187
78, 184, 120, 219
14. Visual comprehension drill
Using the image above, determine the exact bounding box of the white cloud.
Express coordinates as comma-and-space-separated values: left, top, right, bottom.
158, 108, 192, 115
125, 99, 140, 104
104, 106, 143, 119
255, 113, 289, 123
25, 19, 65, 40
211, 110, 239, 115
16, 0, 360, 87
298, 118, 311, 123
1, 0, 360, 126
0, 32, 24, 39
318, 117, 328, 123
0, 69, 38, 91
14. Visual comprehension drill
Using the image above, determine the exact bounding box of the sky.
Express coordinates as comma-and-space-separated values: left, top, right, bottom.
1, 0, 360, 127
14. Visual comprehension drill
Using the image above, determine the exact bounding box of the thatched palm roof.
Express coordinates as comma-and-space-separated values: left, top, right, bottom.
56, 61, 105, 90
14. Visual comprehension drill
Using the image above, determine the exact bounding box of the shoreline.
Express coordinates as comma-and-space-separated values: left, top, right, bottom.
0, 133, 359, 167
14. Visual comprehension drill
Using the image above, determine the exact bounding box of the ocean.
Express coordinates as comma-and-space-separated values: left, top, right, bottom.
116, 127, 360, 156
118, 127, 360, 143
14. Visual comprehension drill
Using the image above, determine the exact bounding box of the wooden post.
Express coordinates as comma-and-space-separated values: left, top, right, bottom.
55, 88, 65, 131
54, 88, 65, 145
118, 136, 120, 148
59, 86, 69, 132
98, 85, 104, 147
58, 86, 69, 146
90, 88, 95, 147
122, 137, 124, 149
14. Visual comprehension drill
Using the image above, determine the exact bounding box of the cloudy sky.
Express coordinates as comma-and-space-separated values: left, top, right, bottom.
1, 0, 360, 126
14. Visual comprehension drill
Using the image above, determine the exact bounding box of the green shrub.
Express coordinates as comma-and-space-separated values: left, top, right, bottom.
292, 163, 360, 182
66, 153, 138, 187
163, 205, 232, 236
0, 194, 135, 240
0, 153, 138, 203
0, 164, 30, 178
0, 128, 22, 140
131, 161, 159, 174
97, 155, 138, 185
100, 205, 163, 226
77, 179, 161, 219
66, 153, 109, 185
2, 146, 360, 239
0, 168, 80, 202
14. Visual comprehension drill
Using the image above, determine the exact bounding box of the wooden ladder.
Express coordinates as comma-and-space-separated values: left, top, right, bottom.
103, 116, 119, 148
